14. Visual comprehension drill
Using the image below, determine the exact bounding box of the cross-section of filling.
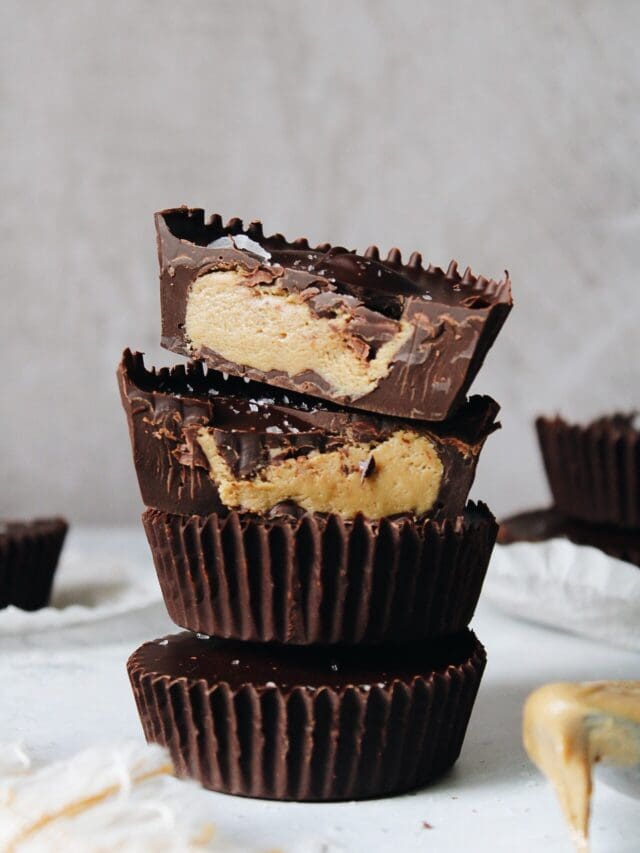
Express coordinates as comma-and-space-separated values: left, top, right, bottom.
196, 427, 444, 519
184, 270, 414, 400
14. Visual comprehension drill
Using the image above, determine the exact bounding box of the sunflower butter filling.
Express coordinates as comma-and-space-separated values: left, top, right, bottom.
196, 428, 444, 520
184, 270, 414, 401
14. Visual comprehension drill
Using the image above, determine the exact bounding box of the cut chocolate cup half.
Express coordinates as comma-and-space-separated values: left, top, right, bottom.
537, 414, 640, 529
499, 507, 640, 569
118, 349, 499, 519
0, 518, 68, 610
128, 629, 486, 801
143, 502, 497, 645
156, 207, 512, 421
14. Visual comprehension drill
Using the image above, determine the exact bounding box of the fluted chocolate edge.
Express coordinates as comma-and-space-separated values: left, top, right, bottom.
127, 633, 486, 801
537, 415, 640, 529
0, 518, 68, 610
156, 207, 511, 303
142, 502, 497, 645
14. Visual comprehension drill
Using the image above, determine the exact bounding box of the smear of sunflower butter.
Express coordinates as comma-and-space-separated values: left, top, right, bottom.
523, 681, 640, 851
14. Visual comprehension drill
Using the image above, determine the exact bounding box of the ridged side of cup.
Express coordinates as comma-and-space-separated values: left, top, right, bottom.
127, 632, 486, 801
537, 415, 640, 529
143, 503, 496, 644
0, 518, 68, 610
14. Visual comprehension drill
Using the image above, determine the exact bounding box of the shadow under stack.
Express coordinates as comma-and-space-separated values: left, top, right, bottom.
120, 207, 513, 801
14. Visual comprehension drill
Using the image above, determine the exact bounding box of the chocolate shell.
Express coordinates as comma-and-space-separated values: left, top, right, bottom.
498, 507, 640, 569
0, 518, 68, 610
127, 629, 486, 801
143, 502, 496, 645
156, 207, 512, 422
537, 414, 640, 529
118, 349, 500, 518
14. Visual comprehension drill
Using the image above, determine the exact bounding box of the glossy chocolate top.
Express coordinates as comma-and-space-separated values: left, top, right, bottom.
130, 629, 482, 690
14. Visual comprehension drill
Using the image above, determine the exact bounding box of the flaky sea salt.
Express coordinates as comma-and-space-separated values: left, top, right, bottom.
207, 234, 271, 262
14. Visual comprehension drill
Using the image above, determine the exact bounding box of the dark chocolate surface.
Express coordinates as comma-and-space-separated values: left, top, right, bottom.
131, 628, 480, 690
156, 207, 512, 421
144, 501, 497, 644
118, 349, 500, 516
128, 628, 486, 800
498, 507, 640, 568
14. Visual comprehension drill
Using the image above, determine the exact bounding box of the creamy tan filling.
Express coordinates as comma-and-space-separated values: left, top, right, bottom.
196, 428, 444, 519
184, 270, 414, 399
523, 681, 640, 852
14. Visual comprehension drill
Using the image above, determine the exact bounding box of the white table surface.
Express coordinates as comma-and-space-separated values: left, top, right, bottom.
1, 526, 638, 853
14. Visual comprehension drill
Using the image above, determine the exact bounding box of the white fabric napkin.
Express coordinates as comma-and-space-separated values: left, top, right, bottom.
0, 542, 161, 635
0, 742, 247, 852
485, 540, 640, 652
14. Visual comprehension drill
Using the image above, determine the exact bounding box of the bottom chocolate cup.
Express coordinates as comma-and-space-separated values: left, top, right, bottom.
127, 629, 486, 801
0, 518, 68, 610
142, 502, 497, 645
498, 508, 640, 568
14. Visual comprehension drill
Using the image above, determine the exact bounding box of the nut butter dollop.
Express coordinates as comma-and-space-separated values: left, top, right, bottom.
523, 681, 640, 851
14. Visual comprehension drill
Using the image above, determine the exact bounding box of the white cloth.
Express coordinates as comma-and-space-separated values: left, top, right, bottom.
0, 540, 161, 635
485, 540, 640, 652
0, 742, 245, 852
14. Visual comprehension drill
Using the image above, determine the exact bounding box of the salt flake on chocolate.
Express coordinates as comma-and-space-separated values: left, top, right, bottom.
207, 234, 271, 262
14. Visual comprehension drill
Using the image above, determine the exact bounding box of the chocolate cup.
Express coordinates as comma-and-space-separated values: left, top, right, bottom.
0, 518, 68, 610
142, 502, 497, 645
119, 349, 500, 519
537, 415, 640, 530
499, 507, 640, 569
127, 629, 486, 801
156, 207, 512, 422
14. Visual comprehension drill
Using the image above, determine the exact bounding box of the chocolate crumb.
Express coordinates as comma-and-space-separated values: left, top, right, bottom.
359, 453, 376, 482
422, 821, 434, 829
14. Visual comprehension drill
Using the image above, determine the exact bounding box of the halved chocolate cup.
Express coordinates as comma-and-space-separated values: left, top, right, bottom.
142, 501, 496, 645
127, 629, 486, 801
537, 414, 640, 529
0, 518, 68, 610
156, 207, 512, 422
119, 349, 500, 519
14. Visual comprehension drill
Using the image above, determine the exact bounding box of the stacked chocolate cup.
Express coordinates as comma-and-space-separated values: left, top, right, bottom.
121, 207, 513, 801
500, 414, 640, 568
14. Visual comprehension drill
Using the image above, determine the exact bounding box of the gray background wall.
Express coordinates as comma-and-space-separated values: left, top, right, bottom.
2, 0, 639, 524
